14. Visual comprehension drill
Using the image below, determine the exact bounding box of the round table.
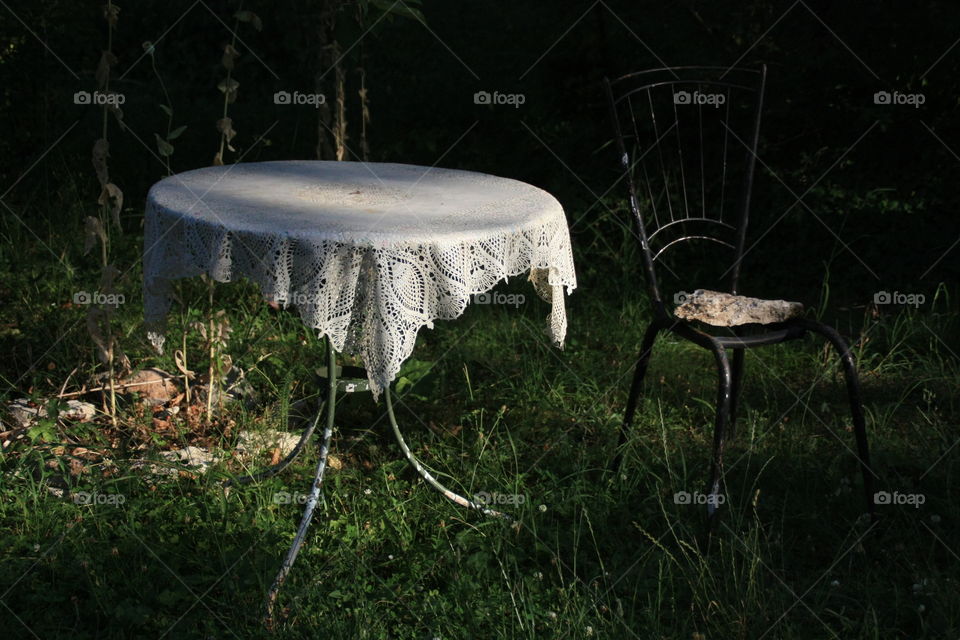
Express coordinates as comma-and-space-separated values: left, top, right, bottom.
142, 160, 577, 622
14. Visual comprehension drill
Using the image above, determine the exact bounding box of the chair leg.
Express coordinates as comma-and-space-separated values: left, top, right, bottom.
612, 321, 662, 471
800, 320, 876, 517
729, 348, 745, 440
706, 342, 733, 524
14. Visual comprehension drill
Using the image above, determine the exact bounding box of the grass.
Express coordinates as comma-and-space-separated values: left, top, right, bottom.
1, 205, 959, 639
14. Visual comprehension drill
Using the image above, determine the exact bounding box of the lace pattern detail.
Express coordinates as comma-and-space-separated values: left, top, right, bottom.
143, 161, 577, 399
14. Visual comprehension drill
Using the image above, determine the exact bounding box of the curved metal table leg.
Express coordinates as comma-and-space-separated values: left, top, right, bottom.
223, 399, 324, 487
384, 387, 512, 521
263, 336, 338, 627
261, 337, 514, 627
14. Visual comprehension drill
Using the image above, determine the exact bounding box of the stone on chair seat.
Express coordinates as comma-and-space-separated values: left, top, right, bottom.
674, 289, 804, 327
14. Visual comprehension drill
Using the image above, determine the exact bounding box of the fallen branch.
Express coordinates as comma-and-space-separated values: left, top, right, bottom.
55, 378, 175, 399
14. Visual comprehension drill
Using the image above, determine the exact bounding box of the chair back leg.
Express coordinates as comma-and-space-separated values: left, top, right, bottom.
798, 319, 876, 517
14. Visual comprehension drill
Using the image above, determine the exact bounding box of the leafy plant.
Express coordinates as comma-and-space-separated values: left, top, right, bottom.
213, 5, 262, 165
84, 0, 130, 427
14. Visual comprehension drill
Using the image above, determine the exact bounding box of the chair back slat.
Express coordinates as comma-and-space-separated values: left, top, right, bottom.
605, 66, 767, 313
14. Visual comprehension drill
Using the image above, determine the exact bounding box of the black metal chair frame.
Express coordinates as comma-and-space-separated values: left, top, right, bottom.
603, 65, 875, 518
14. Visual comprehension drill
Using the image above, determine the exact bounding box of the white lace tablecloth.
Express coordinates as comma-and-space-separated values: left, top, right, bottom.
143, 160, 577, 399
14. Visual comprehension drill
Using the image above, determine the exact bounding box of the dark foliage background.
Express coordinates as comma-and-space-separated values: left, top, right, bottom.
0, 0, 957, 370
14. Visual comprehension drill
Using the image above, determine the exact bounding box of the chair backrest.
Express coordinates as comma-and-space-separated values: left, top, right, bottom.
604, 65, 767, 318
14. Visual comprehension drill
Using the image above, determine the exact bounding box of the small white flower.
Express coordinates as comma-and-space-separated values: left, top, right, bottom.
585, 625, 594, 636
539, 504, 547, 512
546, 611, 557, 620
534, 571, 544, 580
364, 488, 372, 495
388, 554, 394, 560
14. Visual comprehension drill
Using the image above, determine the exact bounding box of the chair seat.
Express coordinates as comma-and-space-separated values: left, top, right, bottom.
674, 289, 804, 327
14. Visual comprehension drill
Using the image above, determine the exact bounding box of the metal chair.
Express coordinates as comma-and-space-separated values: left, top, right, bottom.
602, 65, 875, 518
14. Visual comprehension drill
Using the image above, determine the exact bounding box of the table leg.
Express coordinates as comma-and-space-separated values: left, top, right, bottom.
384, 387, 512, 521
223, 400, 324, 487
262, 339, 512, 626
263, 335, 337, 627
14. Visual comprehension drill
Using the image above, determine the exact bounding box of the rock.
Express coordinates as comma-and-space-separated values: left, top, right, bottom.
7, 399, 42, 428
674, 289, 804, 327
121, 368, 178, 406
235, 429, 302, 460
63, 400, 97, 421
132, 445, 220, 479
130, 458, 178, 480
160, 445, 219, 473
5, 398, 97, 428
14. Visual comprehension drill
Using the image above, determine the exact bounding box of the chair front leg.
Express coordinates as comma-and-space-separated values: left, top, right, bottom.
798, 319, 876, 517
613, 321, 663, 471
729, 348, 745, 440
707, 341, 733, 523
